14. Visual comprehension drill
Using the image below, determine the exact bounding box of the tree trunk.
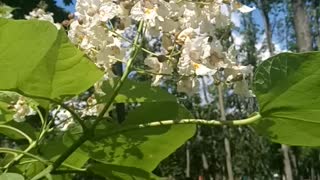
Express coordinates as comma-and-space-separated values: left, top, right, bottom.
186, 141, 191, 178
257, 0, 274, 56
282, 145, 294, 180
289, 148, 298, 179
217, 85, 234, 180
292, 0, 313, 51
258, 1, 294, 179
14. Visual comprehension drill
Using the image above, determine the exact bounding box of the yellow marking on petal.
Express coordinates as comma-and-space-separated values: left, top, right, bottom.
192, 63, 200, 69
145, 8, 153, 14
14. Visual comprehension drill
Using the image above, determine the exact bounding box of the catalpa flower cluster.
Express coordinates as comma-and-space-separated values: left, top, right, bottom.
2, 0, 255, 126
68, 0, 255, 97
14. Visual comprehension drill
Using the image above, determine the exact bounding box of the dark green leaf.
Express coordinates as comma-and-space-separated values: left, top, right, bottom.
13, 158, 45, 178
39, 136, 89, 169
0, 121, 37, 140
52, 174, 73, 180
99, 79, 176, 103
253, 52, 320, 146
89, 162, 160, 180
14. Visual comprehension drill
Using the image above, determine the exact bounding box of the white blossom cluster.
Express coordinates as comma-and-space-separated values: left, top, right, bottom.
68, 0, 255, 97
51, 95, 98, 131
8, 0, 256, 129
0, 4, 13, 18
11, 96, 36, 122
25, 8, 61, 29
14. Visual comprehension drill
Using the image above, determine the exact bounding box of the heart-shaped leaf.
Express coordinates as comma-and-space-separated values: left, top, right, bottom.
254, 52, 320, 146
65, 102, 196, 172
0, 18, 103, 100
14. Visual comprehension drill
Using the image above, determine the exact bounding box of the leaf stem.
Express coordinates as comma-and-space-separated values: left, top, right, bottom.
3, 141, 38, 170
0, 124, 33, 143
31, 21, 145, 180
95, 113, 262, 139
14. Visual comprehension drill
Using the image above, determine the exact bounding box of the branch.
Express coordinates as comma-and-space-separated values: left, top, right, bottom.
31, 21, 145, 180
0, 125, 33, 144
0, 147, 49, 167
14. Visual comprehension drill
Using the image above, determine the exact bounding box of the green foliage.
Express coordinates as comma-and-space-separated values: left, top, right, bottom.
4, 8, 320, 180
0, 18, 103, 100
65, 102, 196, 174
0, 121, 37, 140
0, 172, 24, 180
254, 52, 320, 146
88, 162, 160, 180
13, 159, 45, 178
100, 78, 176, 103
39, 136, 89, 168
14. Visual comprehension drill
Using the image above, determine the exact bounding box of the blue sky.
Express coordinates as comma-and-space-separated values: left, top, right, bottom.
55, 0, 76, 12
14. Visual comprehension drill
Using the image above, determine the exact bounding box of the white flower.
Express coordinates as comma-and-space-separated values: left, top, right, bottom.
178, 34, 220, 76
99, 2, 120, 22
225, 65, 254, 97
236, 4, 256, 13
12, 97, 36, 122
25, 8, 61, 29
76, 0, 100, 18
130, 0, 178, 36
51, 108, 74, 131
192, 62, 217, 76
177, 77, 199, 96
0, 4, 14, 19
144, 56, 173, 86
131, 1, 162, 27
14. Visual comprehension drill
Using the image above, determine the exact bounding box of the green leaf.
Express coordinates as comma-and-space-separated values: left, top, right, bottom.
0, 18, 103, 100
51, 174, 73, 180
12, 158, 45, 178
0, 173, 24, 180
39, 136, 89, 169
253, 52, 320, 146
99, 79, 176, 103
65, 102, 196, 172
88, 162, 160, 180
0, 121, 37, 140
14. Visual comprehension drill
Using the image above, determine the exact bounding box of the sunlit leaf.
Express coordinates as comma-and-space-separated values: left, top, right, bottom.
0, 173, 24, 180
254, 52, 320, 146
0, 18, 103, 100
65, 102, 196, 172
